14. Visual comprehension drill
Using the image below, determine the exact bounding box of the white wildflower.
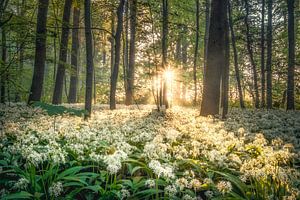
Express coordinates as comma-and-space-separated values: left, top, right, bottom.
216, 181, 232, 195
49, 182, 63, 197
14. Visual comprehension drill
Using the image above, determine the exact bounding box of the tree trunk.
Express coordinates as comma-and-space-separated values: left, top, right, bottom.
203, 0, 210, 78
244, 0, 259, 108
125, 0, 137, 105
68, 6, 80, 103
1, 26, 6, 103
110, 0, 126, 110
287, 0, 295, 110
266, 0, 273, 109
84, 0, 94, 118
181, 25, 188, 102
200, 0, 227, 116
260, 0, 266, 108
228, 0, 245, 109
222, 2, 229, 119
162, 0, 169, 108
193, 0, 200, 105
110, 13, 115, 76
123, 0, 129, 102
28, 0, 50, 103
52, 0, 72, 104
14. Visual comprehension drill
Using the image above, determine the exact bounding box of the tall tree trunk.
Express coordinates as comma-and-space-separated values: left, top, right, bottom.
110, 13, 115, 76
228, 0, 245, 108
200, 0, 227, 116
15, 0, 25, 102
1, 26, 6, 103
123, 0, 129, 101
84, 0, 94, 118
244, 0, 259, 108
125, 0, 137, 105
68, 6, 80, 103
28, 0, 50, 103
266, 0, 273, 109
193, 0, 200, 105
221, 2, 229, 119
287, 0, 295, 110
52, 0, 72, 104
260, 0, 266, 108
203, 0, 210, 77
162, 0, 169, 108
110, 0, 125, 110
181, 25, 188, 102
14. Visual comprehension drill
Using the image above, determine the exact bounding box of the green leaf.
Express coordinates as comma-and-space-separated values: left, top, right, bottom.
2, 191, 33, 200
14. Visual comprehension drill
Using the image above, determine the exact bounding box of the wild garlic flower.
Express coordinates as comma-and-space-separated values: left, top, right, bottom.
14, 178, 29, 190
164, 184, 177, 197
175, 177, 188, 190
182, 194, 196, 200
121, 189, 130, 199
49, 182, 63, 197
145, 179, 155, 188
148, 160, 174, 179
216, 181, 232, 195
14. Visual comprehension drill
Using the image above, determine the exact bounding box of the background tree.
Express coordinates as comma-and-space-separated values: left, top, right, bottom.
52, 0, 72, 104
110, 0, 126, 110
28, 0, 50, 103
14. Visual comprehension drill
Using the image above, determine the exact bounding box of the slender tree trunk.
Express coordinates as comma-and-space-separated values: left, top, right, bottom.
28, 0, 50, 103
16, 0, 25, 102
68, 6, 80, 103
110, 14, 115, 76
260, 0, 266, 108
203, 0, 210, 77
125, 0, 137, 105
162, 0, 169, 108
222, 2, 229, 119
200, 0, 227, 116
181, 25, 188, 102
244, 0, 259, 108
52, 0, 72, 104
266, 0, 273, 109
123, 0, 129, 100
193, 0, 200, 105
287, 0, 295, 110
110, 0, 126, 110
1, 26, 6, 103
228, 0, 245, 108
84, 0, 94, 118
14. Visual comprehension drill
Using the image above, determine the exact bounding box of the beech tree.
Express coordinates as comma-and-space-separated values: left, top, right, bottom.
52, 0, 72, 104
28, 0, 50, 103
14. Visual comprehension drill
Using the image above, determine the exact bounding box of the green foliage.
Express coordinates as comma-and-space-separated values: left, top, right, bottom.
31, 102, 86, 117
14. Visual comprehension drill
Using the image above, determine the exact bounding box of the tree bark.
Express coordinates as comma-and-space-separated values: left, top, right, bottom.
287, 0, 295, 110
161, 0, 169, 108
222, 2, 229, 119
110, 0, 126, 110
228, 0, 245, 109
28, 0, 50, 103
52, 0, 72, 104
200, 0, 227, 116
125, 0, 137, 105
203, 0, 210, 78
1, 26, 6, 103
193, 0, 200, 105
68, 6, 80, 103
260, 0, 266, 108
244, 0, 259, 108
84, 0, 94, 118
266, 0, 273, 109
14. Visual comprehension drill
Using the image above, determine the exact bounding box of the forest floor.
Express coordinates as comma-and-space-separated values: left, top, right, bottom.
0, 103, 300, 199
